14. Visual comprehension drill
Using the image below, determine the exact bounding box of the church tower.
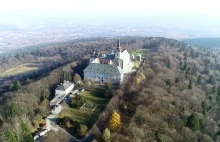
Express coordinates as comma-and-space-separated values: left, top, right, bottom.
115, 39, 121, 59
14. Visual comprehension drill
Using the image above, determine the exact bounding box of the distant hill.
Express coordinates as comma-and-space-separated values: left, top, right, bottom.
182, 38, 220, 48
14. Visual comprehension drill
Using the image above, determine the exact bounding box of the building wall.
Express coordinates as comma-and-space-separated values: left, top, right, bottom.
55, 90, 65, 95
120, 50, 130, 69
66, 84, 74, 94
90, 57, 96, 63
115, 51, 121, 59
55, 84, 74, 95
84, 71, 122, 84
91, 58, 100, 64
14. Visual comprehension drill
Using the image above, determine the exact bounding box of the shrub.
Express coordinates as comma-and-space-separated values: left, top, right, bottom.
77, 124, 88, 137
102, 128, 111, 142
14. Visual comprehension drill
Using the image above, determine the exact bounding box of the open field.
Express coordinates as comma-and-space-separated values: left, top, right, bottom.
60, 88, 108, 128
131, 48, 149, 56
0, 62, 44, 78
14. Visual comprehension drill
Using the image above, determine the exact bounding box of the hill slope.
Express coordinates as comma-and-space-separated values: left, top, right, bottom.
92, 38, 220, 142
182, 38, 220, 48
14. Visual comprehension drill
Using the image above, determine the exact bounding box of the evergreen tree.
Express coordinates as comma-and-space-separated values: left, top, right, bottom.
184, 51, 188, 60
9, 83, 14, 91
211, 85, 216, 94
203, 67, 209, 75
202, 101, 208, 116
188, 80, 192, 89
196, 51, 199, 57
183, 61, 187, 70
196, 75, 201, 85
8, 103, 22, 117
5, 128, 17, 142
185, 67, 191, 79
217, 86, 220, 96
208, 75, 215, 85
167, 59, 171, 69
166, 79, 171, 86
155, 129, 162, 142
187, 114, 200, 131
15, 80, 22, 90
175, 77, 179, 83
179, 60, 183, 70
191, 64, 197, 76
24, 134, 34, 142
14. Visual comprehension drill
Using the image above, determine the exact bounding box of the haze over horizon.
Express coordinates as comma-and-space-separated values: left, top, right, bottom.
0, 0, 220, 54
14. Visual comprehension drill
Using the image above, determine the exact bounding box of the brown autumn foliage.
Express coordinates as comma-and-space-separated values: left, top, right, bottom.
92, 37, 220, 142
2, 37, 220, 141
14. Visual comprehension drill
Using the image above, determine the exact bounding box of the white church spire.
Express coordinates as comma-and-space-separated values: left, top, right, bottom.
117, 39, 121, 52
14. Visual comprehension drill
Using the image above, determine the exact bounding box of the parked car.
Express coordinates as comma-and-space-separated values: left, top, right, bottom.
34, 135, 40, 140
42, 122, 47, 129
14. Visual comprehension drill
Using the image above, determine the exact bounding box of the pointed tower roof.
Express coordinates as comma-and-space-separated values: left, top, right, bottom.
117, 39, 121, 48
116, 39, 121, 51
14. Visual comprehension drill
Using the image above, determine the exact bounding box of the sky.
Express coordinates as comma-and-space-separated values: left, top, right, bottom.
0, 0, 220, 38
0, 0, 219, 17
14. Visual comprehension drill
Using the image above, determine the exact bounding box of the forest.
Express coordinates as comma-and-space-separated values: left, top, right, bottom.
1, 37, 220, 142
90, 38, 220, 142
0, 37, 145, 141
0, 37, 139, 94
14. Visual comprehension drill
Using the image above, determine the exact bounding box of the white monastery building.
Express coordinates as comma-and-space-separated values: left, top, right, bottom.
84, 40, 132, 84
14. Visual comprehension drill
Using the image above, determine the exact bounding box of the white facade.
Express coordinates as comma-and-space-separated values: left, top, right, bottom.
120, 50, 130, 69
55, 82, 74, 95
84, 71, 123, 84
84, 40, 131, 85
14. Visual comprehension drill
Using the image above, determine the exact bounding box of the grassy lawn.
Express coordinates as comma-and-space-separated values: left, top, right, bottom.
60, 88, 108, 128
0, 62, 44, 78
131, 48, 149, 56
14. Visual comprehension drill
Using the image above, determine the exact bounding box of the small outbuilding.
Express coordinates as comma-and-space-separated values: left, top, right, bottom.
50, 80, 74, 107
136, 53, 142, 62
55, 80, 74, 95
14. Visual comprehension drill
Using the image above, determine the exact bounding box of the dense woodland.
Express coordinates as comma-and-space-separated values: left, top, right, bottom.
1, 37, 220, 142
0, 37, 146, 142
0, 37, 140, 93
91, 38, 220, 142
